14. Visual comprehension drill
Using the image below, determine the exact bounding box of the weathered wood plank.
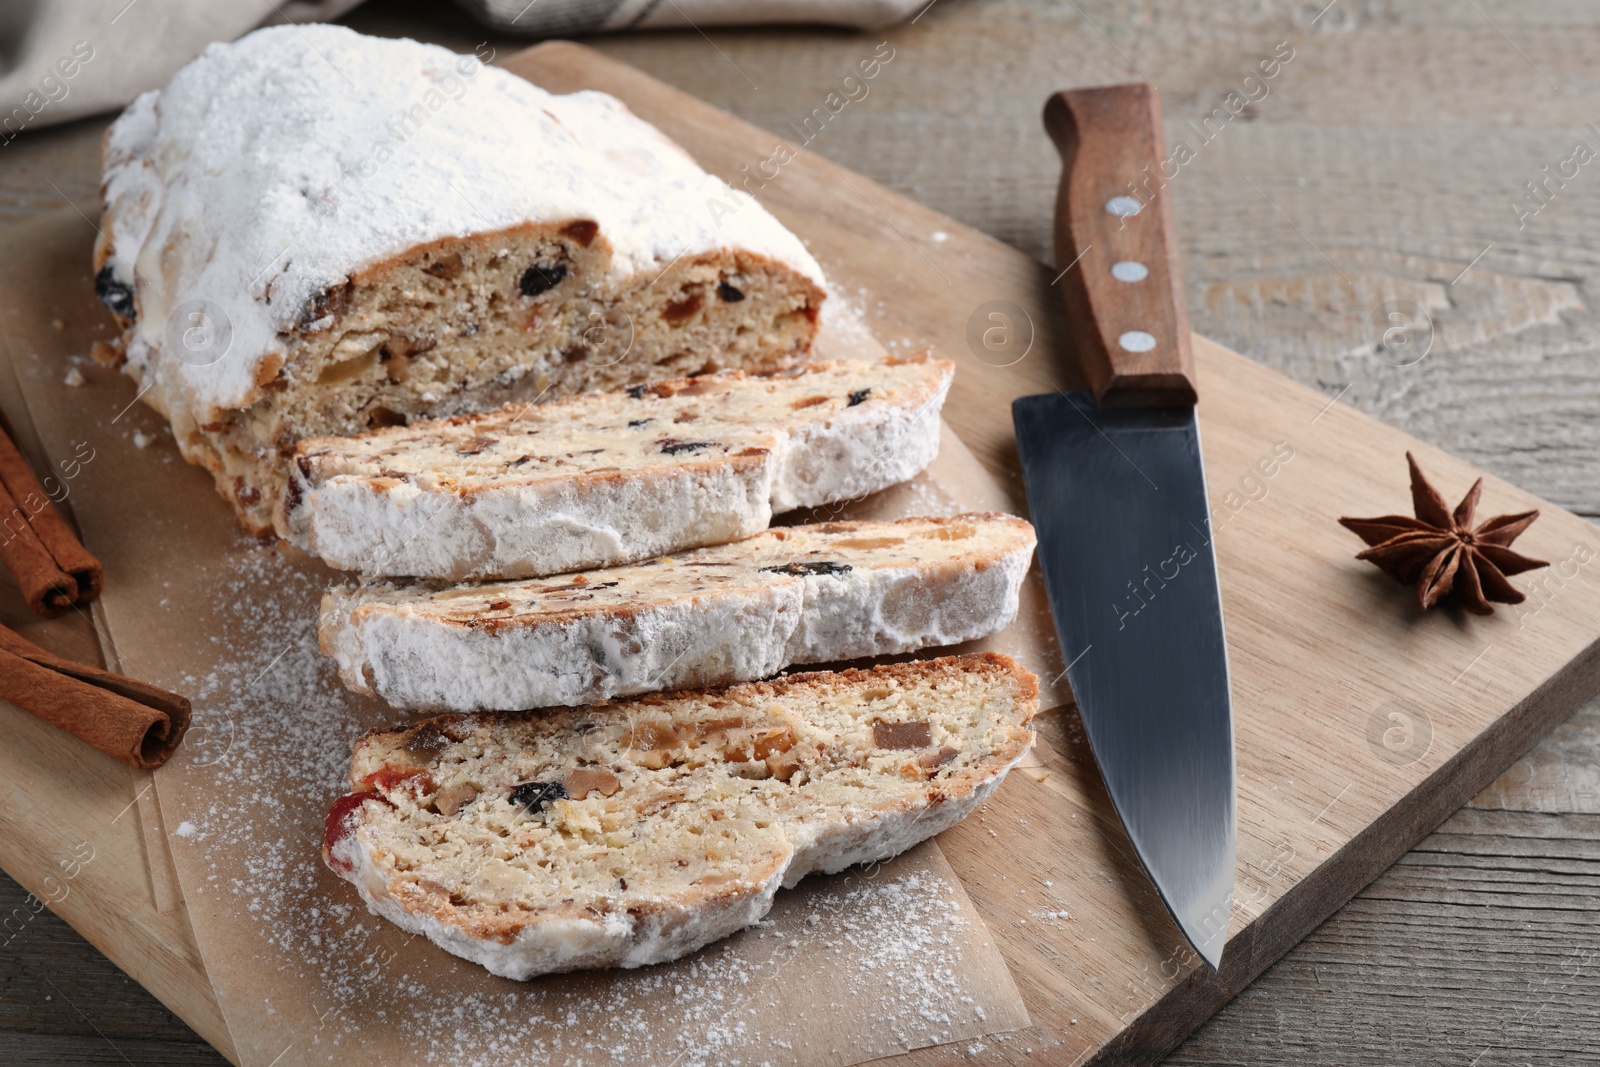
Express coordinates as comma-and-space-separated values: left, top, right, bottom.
1168, 807, 1600, 1067
0, 877, 228, 1067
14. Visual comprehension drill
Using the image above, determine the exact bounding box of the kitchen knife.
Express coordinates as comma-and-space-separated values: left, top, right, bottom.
1012, 83, 1236, 969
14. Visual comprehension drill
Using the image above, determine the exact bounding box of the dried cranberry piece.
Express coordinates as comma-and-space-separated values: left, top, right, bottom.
717, 281, 746, 302
322, 792, 394, 875
848, 388, 871, 406
360, 768, 434, 794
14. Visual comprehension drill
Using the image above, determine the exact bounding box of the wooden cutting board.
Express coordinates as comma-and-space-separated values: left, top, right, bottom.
2, 40, 1599, 1067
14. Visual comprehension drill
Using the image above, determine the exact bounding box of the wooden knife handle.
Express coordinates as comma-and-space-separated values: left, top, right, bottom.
1043, 84, 1197, 407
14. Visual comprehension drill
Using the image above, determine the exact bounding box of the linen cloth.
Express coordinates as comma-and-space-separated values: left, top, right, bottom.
0, 0, 922, 135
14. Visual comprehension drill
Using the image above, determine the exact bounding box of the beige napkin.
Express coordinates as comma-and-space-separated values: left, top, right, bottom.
459, 0, 924, 34
0, 0, 922, 136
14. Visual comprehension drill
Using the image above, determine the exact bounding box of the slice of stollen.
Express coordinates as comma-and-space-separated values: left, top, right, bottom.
283, 355, 953, 580
319, 512, 1037, 711
321, 653, 1038, 979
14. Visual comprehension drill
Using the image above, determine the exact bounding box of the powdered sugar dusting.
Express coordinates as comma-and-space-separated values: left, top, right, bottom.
101, 24, 826, 417
817, 283, 880, 356
156, 540, 1020, 1066
818, 283, 928, 360
389, 872, 982, 1067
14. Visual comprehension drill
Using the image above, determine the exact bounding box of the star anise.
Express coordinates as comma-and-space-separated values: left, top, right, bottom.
1338, 452, 1547, 615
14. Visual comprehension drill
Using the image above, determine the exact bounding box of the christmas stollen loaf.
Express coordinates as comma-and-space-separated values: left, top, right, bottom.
94, 25, 826, 535
322, 653, 1038, 979
320, 513, 1037, 711
284, 355, 953, 580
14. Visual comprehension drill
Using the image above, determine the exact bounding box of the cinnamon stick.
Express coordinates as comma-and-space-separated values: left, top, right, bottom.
0, 424, 102, 616
0, 624, 189, 769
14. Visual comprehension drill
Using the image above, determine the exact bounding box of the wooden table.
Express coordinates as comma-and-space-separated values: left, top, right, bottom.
3, 0, 1598, 1063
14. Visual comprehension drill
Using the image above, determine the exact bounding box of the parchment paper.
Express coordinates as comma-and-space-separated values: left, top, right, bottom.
0, 211, 1054, 1067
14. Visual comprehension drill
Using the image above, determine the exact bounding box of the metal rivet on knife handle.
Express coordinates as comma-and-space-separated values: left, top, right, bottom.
1043, 84, 1197, 408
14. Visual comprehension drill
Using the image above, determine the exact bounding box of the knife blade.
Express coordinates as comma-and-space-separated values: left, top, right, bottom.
1012, 83, 1236, 969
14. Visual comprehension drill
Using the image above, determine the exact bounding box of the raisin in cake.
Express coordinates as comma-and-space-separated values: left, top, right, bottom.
285, 355, 953, 578
322, 653, 1037, 979
94, 25, 827, 534
321, 513, 1036, 710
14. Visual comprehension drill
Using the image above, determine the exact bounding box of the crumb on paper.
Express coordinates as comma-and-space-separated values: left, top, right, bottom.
132, 430, 156, 449
89, 340, 121, 365
932, 231, 949, 243
63, 368, 86, 387
174, 821, 198, 838
50, 319, 64, 331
